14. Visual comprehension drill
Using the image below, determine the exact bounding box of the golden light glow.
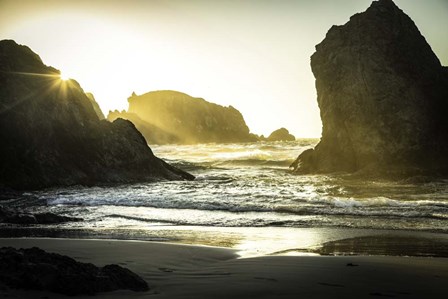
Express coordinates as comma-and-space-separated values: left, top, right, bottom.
1, 0, 446, 138
0, 9, 324, 138
0, 71, 71, 116
59, 72, 69, 81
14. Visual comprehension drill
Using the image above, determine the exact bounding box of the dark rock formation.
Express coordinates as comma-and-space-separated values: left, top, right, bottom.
0, 40, 194, 190
292, 0, 448, 176
267, 128, 295, 141
0, 206, 81, 224
108, 90, 259, 144
0, 189, 22, 201
0, 247, 148, 295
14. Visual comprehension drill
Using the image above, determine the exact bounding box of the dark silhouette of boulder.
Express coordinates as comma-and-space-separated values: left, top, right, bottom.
0, 247, 149, 295
0, 206, 81, 224
0, 40, 194, 190
108, 90, 259, 144
267, 128, 295, 141
292, 0, 448, 176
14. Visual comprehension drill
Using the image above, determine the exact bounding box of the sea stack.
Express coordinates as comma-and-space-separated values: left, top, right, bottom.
0, 40, 194, 190
292, 0, 448, 176
108, 90, 259, 144
266, 128, 295, 142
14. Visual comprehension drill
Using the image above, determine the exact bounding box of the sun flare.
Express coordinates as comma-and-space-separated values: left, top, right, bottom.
59, 73, 69, 81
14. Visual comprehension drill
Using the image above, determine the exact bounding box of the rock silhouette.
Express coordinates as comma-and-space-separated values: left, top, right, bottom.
267, 128, 295, 141
0, 40, 194, 190
292, 0, 448, 176
0, 206, 81, 225
108, 110, 180, 144
108, 90, 259, 144
0, 247, 149, 295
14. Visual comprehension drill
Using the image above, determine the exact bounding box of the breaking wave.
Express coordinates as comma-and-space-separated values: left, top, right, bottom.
11, 140, 448, 232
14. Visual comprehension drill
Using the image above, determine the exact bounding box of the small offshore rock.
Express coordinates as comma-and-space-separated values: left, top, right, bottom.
267, 128, 295, 142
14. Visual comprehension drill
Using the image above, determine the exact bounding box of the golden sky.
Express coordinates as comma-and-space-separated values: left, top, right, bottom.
1, 0, 447, 137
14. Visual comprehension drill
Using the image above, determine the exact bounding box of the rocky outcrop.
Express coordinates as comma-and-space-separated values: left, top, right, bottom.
0, 206, 81, 224
0, 247, 148, 295
267, 128, 295, 142
0, 40, 194, 190
292, 0, 448, 176
108, 110, 180, 144
108, 90, 259, 144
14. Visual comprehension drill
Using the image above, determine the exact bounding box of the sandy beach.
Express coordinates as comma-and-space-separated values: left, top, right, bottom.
1, 237, 447, 299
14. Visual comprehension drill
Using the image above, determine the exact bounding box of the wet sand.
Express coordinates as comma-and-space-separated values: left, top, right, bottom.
1, 237, 447, 299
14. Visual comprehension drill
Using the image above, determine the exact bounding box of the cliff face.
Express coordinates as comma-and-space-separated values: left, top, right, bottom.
0, 40, 193, 190
293, 0, 448, 176
108, 91, 258, 144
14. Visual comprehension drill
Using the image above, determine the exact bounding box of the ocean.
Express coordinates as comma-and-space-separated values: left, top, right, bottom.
3, 139, 448, 256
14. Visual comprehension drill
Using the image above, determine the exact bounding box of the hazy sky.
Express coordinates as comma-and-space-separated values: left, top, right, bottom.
1, 0, 447, 137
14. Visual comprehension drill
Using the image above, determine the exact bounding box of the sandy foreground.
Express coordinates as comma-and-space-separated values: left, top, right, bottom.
0, 238, 447, 299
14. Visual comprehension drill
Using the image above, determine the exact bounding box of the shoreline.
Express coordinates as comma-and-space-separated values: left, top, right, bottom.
1, 226, 447, 258
1, 237, 447, 298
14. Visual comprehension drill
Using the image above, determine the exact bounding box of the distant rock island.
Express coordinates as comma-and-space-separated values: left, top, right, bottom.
292, 0, 448, 176
107, 91, 259, 144
266, 128, 295, 142
0, 40, 193, 190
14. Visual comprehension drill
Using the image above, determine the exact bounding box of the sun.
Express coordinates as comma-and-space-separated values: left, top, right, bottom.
60, 72, 69, 81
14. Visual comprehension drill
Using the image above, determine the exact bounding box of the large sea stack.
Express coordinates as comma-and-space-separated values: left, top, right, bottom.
108, 91, 259, 144
292, 0, 448, 176
0, 40, 193, 190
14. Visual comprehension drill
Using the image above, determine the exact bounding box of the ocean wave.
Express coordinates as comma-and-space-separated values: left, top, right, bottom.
107, 214, 178, 225
102, 213, 313, 228
153, 141, 310, 170
326, 196, 406, 208
194, 175, 234, 182
47, 195, 448, 221
99, 209, 447, 228
165, 158, 294, 171
213, 158, 294, 167
15, 140, 448, 233
164, 160, 214, 171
